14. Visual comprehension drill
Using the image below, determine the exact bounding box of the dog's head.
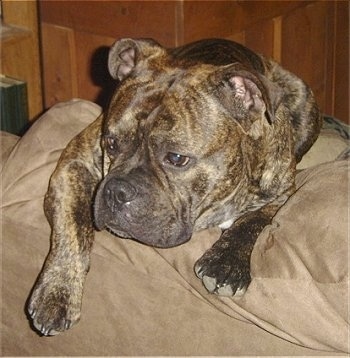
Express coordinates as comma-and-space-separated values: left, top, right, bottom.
94, 38, 294, 248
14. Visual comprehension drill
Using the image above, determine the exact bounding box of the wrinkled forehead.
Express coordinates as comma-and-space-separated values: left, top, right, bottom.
105, 69, 176, 122
103, 63, 218, 135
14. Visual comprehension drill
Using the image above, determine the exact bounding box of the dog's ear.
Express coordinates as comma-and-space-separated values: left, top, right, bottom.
214, 64, 283, 125
108, 38, 164, 81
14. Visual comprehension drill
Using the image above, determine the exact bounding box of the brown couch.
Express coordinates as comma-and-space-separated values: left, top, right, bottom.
1, 99, 349, 355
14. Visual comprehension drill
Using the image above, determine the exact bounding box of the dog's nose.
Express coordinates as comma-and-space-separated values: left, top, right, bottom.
104, 178, 137, 210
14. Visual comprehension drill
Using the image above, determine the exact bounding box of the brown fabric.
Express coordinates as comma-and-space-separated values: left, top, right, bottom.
0, 131, 19, 171
297, 131, 348, 169
1, 100, 349, 355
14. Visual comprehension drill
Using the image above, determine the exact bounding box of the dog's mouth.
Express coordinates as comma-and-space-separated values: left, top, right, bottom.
92, 169, 196, 248
102, 220, 192, 248
93, 181, 193, 248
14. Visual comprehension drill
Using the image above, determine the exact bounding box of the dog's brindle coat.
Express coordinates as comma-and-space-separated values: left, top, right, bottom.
27, 38, 321, 335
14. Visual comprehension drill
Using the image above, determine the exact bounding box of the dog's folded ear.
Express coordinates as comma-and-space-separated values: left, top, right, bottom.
108, 38, 164, 81
214, 64, 283, 125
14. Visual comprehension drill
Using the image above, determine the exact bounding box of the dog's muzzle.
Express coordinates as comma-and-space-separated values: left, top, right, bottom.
93, 173, 192, 248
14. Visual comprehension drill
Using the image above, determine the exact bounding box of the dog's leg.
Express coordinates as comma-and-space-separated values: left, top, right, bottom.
195, 205, 277, 296
27, 118, 103, 335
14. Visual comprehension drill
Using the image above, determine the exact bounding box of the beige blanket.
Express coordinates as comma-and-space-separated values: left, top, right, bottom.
1, 100, 349, 355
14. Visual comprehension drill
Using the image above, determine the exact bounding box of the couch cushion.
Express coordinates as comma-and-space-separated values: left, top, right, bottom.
1, 99, 348, 355
0, 131, 18, 170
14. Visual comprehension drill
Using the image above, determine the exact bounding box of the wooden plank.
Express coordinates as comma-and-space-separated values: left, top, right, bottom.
238, 1, 313, 27
272, 16, 282, 63
182, 1, 243, 44
323, 1, 336, 118
226, 32, 245, 46
175, 0, 184, 46
41, 23, 78, 108
1, 0, 43, 120
182, 0, 311, 45
333, 0, 349, 123
245, 18, 275, 58
2, 0, 39, 34
39, 0, 178, 47
41, 24, 119, 109
281, 1, 328, 112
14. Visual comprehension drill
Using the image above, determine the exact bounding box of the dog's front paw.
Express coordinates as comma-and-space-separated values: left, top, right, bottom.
194, 244, 251, 297
27, 271, 83, 336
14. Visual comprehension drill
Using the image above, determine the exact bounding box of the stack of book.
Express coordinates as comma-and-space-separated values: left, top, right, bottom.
0, 74, 29, 135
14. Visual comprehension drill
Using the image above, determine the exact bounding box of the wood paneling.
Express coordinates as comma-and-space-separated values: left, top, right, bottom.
1, 0, 43, 120
244, 19, 275, 58
41, 23, 117, 108
281, 2, 329, 112
333, 1, 349, 122
40, 1, 178, 47
182, 1, 243, 44
39, 0, 349, 122
238, 1, 310, 26
41, 23, 78, 108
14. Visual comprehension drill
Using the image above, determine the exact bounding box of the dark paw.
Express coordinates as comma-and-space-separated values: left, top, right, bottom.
27, 276, 82, 336
194, 246, 251, 297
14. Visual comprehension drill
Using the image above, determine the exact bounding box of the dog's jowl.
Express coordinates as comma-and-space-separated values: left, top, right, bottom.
27, 38, 321, 335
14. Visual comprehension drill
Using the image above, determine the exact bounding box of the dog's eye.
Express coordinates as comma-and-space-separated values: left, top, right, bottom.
164, 152, 190, 167
104, 136, 118, 155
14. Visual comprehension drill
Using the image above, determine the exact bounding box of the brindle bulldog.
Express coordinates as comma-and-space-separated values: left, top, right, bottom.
27, 38, 321, 335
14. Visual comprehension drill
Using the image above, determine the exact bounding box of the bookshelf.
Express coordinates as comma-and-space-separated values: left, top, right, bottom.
0, 0, 43, 121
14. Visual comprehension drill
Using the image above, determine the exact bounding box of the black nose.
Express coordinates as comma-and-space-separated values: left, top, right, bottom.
104, 178, 137, 211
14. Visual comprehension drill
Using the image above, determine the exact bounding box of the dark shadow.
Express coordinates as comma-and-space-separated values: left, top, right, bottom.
90, 46, 118, 111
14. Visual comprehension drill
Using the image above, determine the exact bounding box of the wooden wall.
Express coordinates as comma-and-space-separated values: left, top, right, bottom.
1, 0, 43, 120
39, 0, 349, 123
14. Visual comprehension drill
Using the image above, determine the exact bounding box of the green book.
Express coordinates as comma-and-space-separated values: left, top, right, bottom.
0, 74, 29, 135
